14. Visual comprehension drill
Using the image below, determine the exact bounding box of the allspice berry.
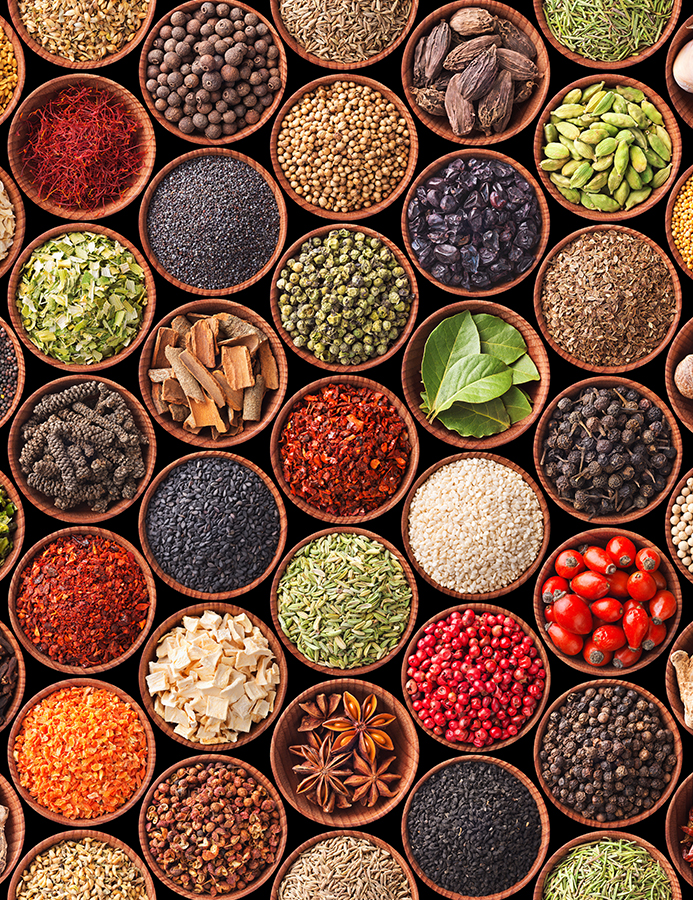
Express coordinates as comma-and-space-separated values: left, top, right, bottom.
675, 354, 693, 399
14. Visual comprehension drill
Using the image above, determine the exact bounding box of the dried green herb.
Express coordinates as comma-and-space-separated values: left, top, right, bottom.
0, 485, 16, 569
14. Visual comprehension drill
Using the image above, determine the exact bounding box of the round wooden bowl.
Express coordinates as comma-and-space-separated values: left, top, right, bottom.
7, 74, 156, 220
269, 375, 420, 525
666, 15, 693, 129
139, 0, 287, 146
533, 376, 683, 524
402, 0, 550, 146
270, 677, 419, 828
7, 678, 156, 828
534, 225, 682, 373
533, 829, 682, 900
139, 753, 287, 900
665, 162, 693, 280
0, 620, 25, 736
270, 829, 419, 900
665, 466, 693, 585
138, 298, 288, 448
401, 149, 550, 298
138, 147, 287, 297
534, 75, 681, 222
666, 619, 693, 736
401, 300, 550, 449
269, 223, 419, 374
269, 73, 419, 222
667, 772, 693, 888
401, 603, 552, 753
0, 774, 24, 886
0, 317, 24, 430
533, 528, 682, 677
270, 526, 419, 677
402, 754, 550, 900
8, 829, 155, 899
0, 16, 24, 128
138, 450, 287, 601
0, 469, 24, 585
0, 169, 25, 283
138, 601, 288, 751
401, 451, 551, 600
7, 525, 156, 676
8, 375, 157, 524
533, 678, 683, 829
7, 222, 156, 373
666, 317, 693, 434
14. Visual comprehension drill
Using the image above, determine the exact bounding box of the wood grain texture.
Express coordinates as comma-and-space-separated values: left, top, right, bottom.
533, 678, 683, 829
401, 0, 550, 146
666, 316, 693, 434
8, 375, 157, 524
400, 148, 550, 297
7, 74, 156, 220
7, 222, 157, 372
401, 754, 550, 900
8, 829, 156, 899
0, 620, 25, 737
0, 317, 24, 431
269, 73, 419, 221
137, 298, 288, 448
269, 223, 420, 373
400, 451, 551, 601
7, 525, 156, 676
138, 147, 288, 296
664, 465, 693, 585
666, 14, 693, 129
0, 16, 25, 128
665, 162, 693, 281
401, 299, 550, 449
137, 601, 288, 751
0, 773, 24, 886
400, 603, 552, 753
666, 771, 693, 888
0, 468, 25, 585
0, 168, 25, 285
7, 678, 156, 827
665, 619, 693, 737
269, 374, 420, 525
534, 225, 682, 373
269, 677, 419, 827
139, 0, 287, 146
269, 525, 419, 677
533, 376, 683, 524
137, 450, 288, 601
532, 527, 682, 676
138, 753, 287, 900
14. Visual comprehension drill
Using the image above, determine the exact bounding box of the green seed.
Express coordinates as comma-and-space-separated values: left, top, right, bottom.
592, 154, 613, 172
544, 142, 571, 159
561, 158, 583, 176
554, 103, 586, 118
580, 128, 608, 145
628, 127, 648, 150
611, 94, 627, 115
540, 158, 564, 171
616, 86, 645, 103
601, 112, 637, 128
655, 124, 672, 152
644, 147, 667, 169
613, 140, 630, 176
581, 82, 605, 103
641, 100, 663, 124
595, 137, 617, 157
557, 185, 581, 203
625, 165, 642, 190
569, 162, 594, 189
558, 134, 579, 157
550, 172, 573, 188
640, 164, 654, 184
614, 128, 634, 144
584, 90, 607, 113
580, 190, 597, 210
629, 145, 647, 173
651, 164, 672, 188
613, 179, 630, 207
589, 193, 620, 212
583, 171, 608, 192
544, 123, 558, 143
626, 102, 649, 128
590, 91, 616, 116
556, 121, 580, 140
624, 187, 652, 210
608, 165, 625, 192
573, 139, 595, 159
647, 132, 671, 162
563, 88, 584, 105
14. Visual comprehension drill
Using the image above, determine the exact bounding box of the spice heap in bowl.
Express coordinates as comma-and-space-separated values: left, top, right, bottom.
0, 20, 20, 123
0, 483, 17, 574
0, 179, 16, 273
0, 627, 21, 732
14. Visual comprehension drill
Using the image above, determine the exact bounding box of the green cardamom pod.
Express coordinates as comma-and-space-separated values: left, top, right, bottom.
583, 171, 609, 192
584, 90, 608, 113
626, 102, 649, 129
644, 148, 667, 169
641, 100, 663, 125
550, 172, 573, 188
615, 85, 645, 103
600, 113, 637, 128
624, 187, 652, 210
544, 123, 558, 143
651, 164, 672, 189
613, 140, 630, 176
628, 127, 648, 150
625, 165, 643, 190
544, 142, 571, 159
613, 179, 630, 207
553, 103, 586, 118
589, 193, 621, 212
563, 88, 584, 105
629, 145, 647, 173
592, 154, 614, 172
581, 81, 605, 103
640, 164, 654, 184
557, 185, 581, 204
647, 133, 671, 162
580, 128, 609, 145
590, 91, 616, 116
556, 121, 580, 140
595, 137, 617, 157
608, 165, 625, 192
580, 190, 597, 210
569, 162, 594, 189
655, 124, 672, 152
561, 158, 583, 176
540, 158, 564, 171
614, 129, 634, 144
573, 139, 595, 159
611, 94, 628, 115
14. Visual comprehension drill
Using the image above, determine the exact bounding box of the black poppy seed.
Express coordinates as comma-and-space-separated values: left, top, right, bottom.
0, 327, 17, 421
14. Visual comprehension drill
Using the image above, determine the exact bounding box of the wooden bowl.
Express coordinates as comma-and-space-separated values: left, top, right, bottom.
666, 619, 693, 736
269, 73, 418, 222
0, 168, 24, 284
401, 603, 552, 753
8, 525, 156, 675
665, 162, 693, 280
534, 829, 682, 900
665, 466, 693, 585
401, 451, 551, 600
533, 528, 682, 676
401, 0, 550, 146
8, 678, 156, 827
401, 149, 550, 298
138, 601, 288, 751
533, 678, 682, 829
0, 774, 24, 886
269, 375, 420, 525
138, 147, 287, 297
7, 223, 156, 373
534, 225, 682, 373
0, 317, 24, 429
138, 450, 287, 601
0, 469, 24, 584
270, 829, 419, 900
666, 316, 693, 434
401, 300, 550, 449
7, 74, 156, 220
402, 755, 550, 900
270, 677, 419, 827
666, 14, 693, 129
139, 0, 287, 146
666, 772, 693, 888
138, 298, 288, 448
534, 75, 681, 222
0, 16, 24, 128
270, 526, 419, 677
0, 620, 25, 736
139, 753, 287, 900
269, 223, 420, 373
533, 376, 683, 524
8, 829, 155, 899
8, 375, 157, 524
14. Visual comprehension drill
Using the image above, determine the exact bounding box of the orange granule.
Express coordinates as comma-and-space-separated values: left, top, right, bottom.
13, 685, 148, 819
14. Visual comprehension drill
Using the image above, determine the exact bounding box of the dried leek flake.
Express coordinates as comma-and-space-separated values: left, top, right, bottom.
0, 180, 15, 265
13, 685, 148, 820
15, 231, 147, 365
277, 532, 412, 669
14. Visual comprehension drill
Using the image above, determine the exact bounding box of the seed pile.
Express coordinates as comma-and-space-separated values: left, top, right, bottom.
0, 179, 15, 265
670, 477, 693, 572
0, 632, 18, 727
0, 483, 16, 569
0, 24, 18, 116
275, 80, 411, 213
0, 326, 18, 423
671, 173, 693, 270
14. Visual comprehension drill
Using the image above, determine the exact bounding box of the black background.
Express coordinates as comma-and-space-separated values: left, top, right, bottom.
1, 0, 690, 897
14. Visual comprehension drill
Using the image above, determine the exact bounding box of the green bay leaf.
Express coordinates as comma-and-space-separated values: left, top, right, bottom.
437, 397, 510, 437
421, 312, 480, 414
431, 354, 512, 414
473, 313, 527, 364
503, 386, 533, 424
509, 352, 540, 384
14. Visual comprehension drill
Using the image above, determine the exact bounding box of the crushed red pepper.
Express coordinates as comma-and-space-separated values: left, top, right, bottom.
279, 383, 411, 516
15, 533, 149, 667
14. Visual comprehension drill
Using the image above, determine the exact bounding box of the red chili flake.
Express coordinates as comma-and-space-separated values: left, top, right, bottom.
279, 383, 411, 516
15, 534, 150, 667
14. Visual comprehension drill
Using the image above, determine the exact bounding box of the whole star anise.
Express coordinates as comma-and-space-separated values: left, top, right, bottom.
345, 753, 401, 807
324, 691, 396, 762
297, 692, 342, 732
289, 734, 353, 813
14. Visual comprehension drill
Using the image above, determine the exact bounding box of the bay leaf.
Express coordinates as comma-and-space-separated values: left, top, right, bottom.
437, 396, 510, 437
431, 353, 512, 415
503, 385, 533, 424
473, 313, 526, 364
509, 352, 540, 384
421, 311, 480, 414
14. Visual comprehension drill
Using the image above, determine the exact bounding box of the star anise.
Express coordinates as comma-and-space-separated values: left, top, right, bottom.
290, 734, 353, 813
324, 691, 396, 762
297, 692, 342, 732
345, 753, 401, 807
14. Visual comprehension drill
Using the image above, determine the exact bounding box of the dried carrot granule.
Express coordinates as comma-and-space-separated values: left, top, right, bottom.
13, 685, 148, 819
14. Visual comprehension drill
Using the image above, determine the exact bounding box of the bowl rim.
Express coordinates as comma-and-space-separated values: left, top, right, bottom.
665, 619, 693, 737
665, 770, 693, 888
665, 315, 693, 435
0, 771, 25, 886
664, 161, 693, 280
0, 619, 25, 738
0, 167, 26, 283
665, 13, 693, 129
0, 466, 25, 586
0, 15, 25, 128
664, 465, 693, 585
0, 316, 24, 429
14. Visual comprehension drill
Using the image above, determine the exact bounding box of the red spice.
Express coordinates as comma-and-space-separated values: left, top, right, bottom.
15, 533, 149, 667
279, 383, 411, 516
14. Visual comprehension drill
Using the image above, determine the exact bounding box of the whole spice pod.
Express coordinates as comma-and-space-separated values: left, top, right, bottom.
449, 7, 495, 36
423, 20, 452, 84
445, 81, 476, 134
496, 17, 537, 57
478, 70, 514, 134
443, 34, 501, 71
453, 45, 498, 100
